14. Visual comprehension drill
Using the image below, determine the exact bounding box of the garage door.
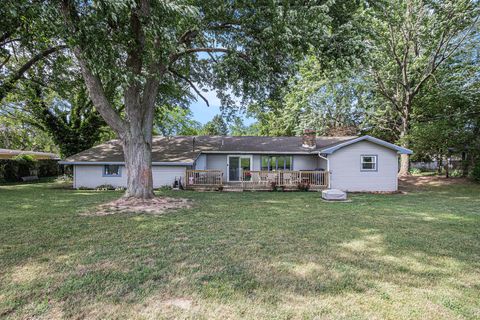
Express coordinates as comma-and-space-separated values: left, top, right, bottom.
152, 166, 186, 188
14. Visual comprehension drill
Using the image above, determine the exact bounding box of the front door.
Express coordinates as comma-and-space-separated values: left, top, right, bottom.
228, 156, 251, 181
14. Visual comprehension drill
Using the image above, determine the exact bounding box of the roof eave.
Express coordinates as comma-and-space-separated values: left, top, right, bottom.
200, 150, 316, 154
319, 135, 413, 155
59, 161, 194, 166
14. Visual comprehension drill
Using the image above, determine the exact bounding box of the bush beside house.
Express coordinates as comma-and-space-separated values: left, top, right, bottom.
0, 156, 60, 182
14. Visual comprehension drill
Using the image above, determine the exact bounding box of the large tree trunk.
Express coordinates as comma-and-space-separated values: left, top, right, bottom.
399, 153, 410, 176
122, 133, 154, 199
63, 2, 159, 200
398, 111, 411, 176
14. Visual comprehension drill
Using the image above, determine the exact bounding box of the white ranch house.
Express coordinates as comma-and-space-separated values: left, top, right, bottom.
60, 132, 412, 192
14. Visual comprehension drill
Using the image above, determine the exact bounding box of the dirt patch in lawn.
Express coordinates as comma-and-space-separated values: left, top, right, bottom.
399, 175, 471, 190
83, 196, 192, 216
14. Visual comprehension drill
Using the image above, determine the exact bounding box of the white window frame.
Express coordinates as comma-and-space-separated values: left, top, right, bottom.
360, 155, 377, 172
227, 155, 253, 182
103, 164, 122, 177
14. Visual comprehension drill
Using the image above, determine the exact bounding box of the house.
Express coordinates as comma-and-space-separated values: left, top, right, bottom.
60, 131, 412, 192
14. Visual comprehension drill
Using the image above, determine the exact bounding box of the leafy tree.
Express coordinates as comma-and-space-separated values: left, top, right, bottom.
155, 105, 202, 136
1, 50, 115, 157
0, 1, 67, 101
229, 117, 260, 136
364, 0, 479, 175
410, 47, 480, 176
248, 56, 365, 136
202, 115, 229, 136
0, 113, 57, 152
27, 85, 111, 158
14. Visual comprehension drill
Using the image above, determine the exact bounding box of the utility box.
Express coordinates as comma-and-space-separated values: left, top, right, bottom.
322, 189, 347, 201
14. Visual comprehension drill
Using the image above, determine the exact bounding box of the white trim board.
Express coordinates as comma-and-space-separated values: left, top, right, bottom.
319, 135, 413, 155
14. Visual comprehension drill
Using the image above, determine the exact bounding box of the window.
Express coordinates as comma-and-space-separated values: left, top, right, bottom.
261, 156, 293, 171
103, 165, 121, 177
361, 155, 377, 171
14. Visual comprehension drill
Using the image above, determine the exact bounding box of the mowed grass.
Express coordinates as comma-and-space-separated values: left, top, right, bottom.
0, 180, 479, 319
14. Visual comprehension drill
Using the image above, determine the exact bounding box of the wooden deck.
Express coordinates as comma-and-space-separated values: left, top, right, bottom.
185, 170, 329, 191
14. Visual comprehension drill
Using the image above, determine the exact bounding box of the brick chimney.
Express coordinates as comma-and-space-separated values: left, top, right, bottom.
302, 129, 316, 148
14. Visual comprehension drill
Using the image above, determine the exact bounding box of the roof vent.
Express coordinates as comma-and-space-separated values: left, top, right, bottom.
302, 129, 316, 148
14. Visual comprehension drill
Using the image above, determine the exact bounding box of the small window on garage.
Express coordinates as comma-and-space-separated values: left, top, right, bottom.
361, 155, 377, 171
103, 165, 121, 177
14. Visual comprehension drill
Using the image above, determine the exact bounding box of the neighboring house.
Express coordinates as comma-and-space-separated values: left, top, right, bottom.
0, 149, 60, 160
60, 131, 412, 192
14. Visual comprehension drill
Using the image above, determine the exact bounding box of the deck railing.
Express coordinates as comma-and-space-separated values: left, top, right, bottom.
186, 170, 223, 186
242, 170, 329, 187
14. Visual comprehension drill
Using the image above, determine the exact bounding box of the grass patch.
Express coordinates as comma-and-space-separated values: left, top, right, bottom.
0, 179, 479, 319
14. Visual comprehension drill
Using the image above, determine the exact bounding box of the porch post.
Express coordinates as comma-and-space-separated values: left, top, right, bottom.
318, 153, 330, 189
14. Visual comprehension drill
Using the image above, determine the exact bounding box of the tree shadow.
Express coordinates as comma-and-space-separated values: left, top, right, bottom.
1, 182, 479, 318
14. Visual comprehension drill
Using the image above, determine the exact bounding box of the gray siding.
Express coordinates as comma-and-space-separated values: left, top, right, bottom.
252, 155, 261, 170
292, 155, 318, 170
74, 165, 185, 189
194, 154, 207, 170
328, 141, 398, 192
206, 154, 228, 177
203, 154, 322, 172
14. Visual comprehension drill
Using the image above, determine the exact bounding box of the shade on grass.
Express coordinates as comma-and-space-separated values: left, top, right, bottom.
0, 179, 479, 319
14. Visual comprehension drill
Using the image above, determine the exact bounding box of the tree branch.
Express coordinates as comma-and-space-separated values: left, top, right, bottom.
168, 67, 210, 106
412, 14, 479, 97
59, 0, 126, 136
0, 45, 67, 101
170, 47, 248, 64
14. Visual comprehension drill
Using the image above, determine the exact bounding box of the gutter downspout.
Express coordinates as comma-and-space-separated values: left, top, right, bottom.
318, 153, 331, 189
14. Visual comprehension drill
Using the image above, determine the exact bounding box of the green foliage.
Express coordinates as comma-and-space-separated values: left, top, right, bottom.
409, 168, 422, 175
363, 0, 479, 144
249, 56, 366, 136
449, 169, 464, 178
228, 118, 260, 136
13, 154, 36, 165
155, 105, 202, 136
471, 161, 480, 182
0, 115, 58, 153
95, 184, 116, 191
0, 158, 59, 182
202, 115, 229, 136
157, 185, 173, 191
409, 48, 480, 170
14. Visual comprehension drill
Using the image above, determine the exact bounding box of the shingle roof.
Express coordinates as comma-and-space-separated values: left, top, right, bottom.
61, 135, 358, 164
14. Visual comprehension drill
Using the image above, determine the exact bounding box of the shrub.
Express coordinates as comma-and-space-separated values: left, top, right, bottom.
37, 160, 60, 177
449, 169, 463, 178
13, 154, 37, 177
95, 184, 116, 191
0, 158, 60, 182
270, 181, 277, 191
471, 160, 480, 182
297, 182, 310, 192
410, 168, 422, 175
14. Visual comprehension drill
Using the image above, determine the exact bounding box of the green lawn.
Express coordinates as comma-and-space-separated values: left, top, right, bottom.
0, 180, 479, 319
